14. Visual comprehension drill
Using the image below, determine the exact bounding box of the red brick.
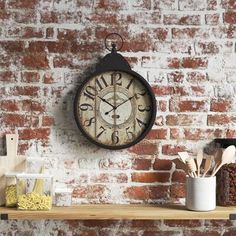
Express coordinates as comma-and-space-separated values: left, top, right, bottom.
0, 71, 16, 82
153, 159, 173, 170
43, 73, 55, 84
167, 71, 185, 83
90, 173, 128, 183
13, 10, 37, 24
42, 116, 55, 126
162, 145, 187, 155
152, 86, 173, 96
146, 129, 168, 140
184, 230, 220, 236
129, 143, 158, 155
167, 57, 181, 69
208, 115, 236, 125
196, 42, 219, 54
46, 28, 54, 39
132, 159, 152, 170
80, 220, 118, 228
22, 54, 48, 69
1, 114, 25, 126
184, 128, 223, 140
124, 185, 169, 200
207, 0, 218, 10
172, 28, 200, 39
164, 220, 201, 227
0, 100, 19, 112
224, 12, 236, 24
143, 231, 179, 236
226, 129, 236, 138
22, 100, 45, 112
131, 172, 170, 183
182, 57, 208, 68
158, 101, 168, 112
205, 220, 233, 227
19, 128, 50, 140
164, 14, 200, 25
11, 86, 40, 97
21, 72, 40, 83
210, 98, 232, 112
166, 114, 196, 126
186, 72, 207, 82
170, 99, 207, 112
222, 0, 236, 9
205, 13, 220, 25
27, 41, 46, 52
53, 55, 73, 68
170, 184, 185, 198
18, 143, 30, 155
170, 128, 181, 139
172, 171, 186, 183
73, 185, 108, 199
22, 27, 43, 38
0, 41, 24, 52
8, 0, 38, 8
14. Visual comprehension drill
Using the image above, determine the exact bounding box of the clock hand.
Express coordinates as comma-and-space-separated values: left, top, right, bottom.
98, 96, 116, 109
105, 96, 135, 115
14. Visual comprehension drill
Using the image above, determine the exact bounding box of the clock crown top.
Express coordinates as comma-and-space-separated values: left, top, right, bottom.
95, 34, 131, 74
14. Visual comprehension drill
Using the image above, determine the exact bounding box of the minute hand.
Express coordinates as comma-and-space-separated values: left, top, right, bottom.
98, 96, 116, 109
105, 96, 134, 115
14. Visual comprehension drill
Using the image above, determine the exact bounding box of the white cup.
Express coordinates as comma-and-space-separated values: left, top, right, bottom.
186, 176, 216, 211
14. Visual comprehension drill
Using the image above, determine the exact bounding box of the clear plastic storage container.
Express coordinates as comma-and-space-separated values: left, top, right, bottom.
5, 172, 18, 207
16, 173, 53, 210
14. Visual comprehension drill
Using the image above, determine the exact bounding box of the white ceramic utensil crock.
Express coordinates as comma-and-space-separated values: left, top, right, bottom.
186, 176, 216, 211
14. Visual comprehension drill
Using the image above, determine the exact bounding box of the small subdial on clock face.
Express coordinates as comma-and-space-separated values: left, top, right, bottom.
99, 92, 134, 126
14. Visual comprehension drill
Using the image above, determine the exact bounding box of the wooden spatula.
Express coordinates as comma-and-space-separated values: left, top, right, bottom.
196, 149, 203, 177
186, 157, 197, 177
211, 145, 236, 177
202, 155, 213, 177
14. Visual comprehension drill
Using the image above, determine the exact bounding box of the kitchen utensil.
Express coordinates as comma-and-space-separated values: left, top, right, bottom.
186, 157, 197, 177
177, 152, 189, 163
0, 134, 26, 205
173, 158, 193, 177
212, 148, 223, 173
196, 149, 204, 177
211, 145, 236, 177
202, 155, 213, 177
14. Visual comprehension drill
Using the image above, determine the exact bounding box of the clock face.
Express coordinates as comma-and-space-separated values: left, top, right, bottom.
74, 71, 156, 149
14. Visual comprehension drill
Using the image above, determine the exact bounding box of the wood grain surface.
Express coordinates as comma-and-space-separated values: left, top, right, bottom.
1, 204, 236, 220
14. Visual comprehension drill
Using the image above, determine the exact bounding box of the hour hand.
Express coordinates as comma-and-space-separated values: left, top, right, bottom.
98, 96, 115, 109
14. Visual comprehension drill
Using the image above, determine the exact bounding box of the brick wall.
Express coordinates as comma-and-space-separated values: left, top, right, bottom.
1, 0, 236, 235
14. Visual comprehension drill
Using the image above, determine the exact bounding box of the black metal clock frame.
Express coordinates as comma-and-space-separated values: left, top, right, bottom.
74, 35, 157, 150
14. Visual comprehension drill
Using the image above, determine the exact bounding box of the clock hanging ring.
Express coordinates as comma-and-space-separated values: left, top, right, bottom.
74, 33, 157, 150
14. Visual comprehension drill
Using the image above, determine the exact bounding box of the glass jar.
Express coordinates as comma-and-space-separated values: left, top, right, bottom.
16, 173, 53, 210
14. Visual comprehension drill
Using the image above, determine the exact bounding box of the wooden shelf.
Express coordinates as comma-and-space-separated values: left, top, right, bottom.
1, 204, 236, 220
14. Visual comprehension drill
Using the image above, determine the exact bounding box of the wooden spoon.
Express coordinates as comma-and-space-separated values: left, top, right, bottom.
177, 152, 189, 163
202, 155, 213, 177
211, 145, 236, 177
186, 157, 197, 177
212, 148, 223, 173
196, 149, 204, 177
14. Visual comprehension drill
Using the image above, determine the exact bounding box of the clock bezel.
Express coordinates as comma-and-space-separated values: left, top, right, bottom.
74, 69, 157, 150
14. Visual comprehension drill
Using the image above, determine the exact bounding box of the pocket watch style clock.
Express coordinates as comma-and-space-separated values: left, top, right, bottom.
74, 34, 156, 150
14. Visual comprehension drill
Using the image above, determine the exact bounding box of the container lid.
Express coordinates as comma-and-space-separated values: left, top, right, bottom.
5, 172, 25, 177
55, 188, 73, 193
16, 173, 53, 179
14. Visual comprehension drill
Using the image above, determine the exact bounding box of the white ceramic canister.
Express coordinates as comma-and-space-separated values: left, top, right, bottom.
186, 176, 216, 211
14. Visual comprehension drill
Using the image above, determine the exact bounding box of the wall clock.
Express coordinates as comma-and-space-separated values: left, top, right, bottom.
74, 33, 156, 150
